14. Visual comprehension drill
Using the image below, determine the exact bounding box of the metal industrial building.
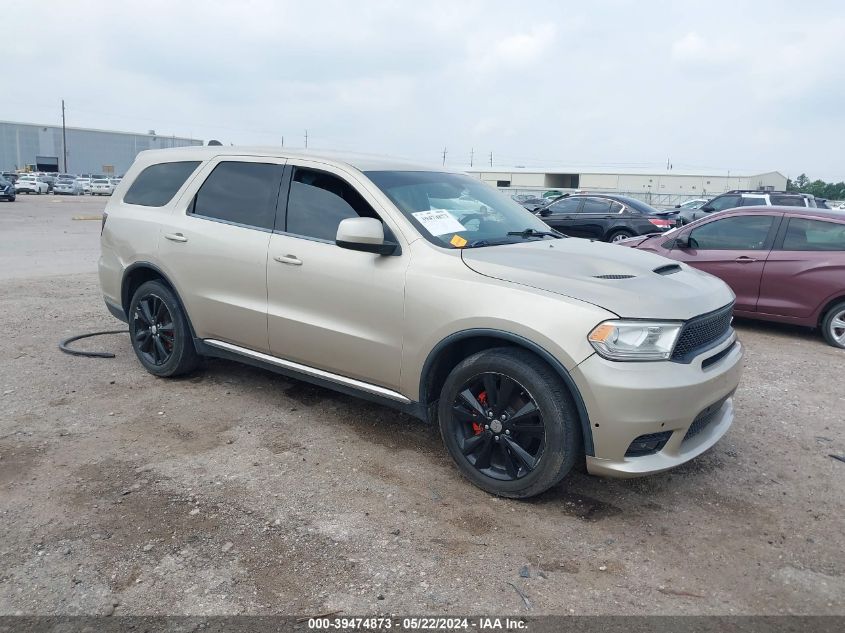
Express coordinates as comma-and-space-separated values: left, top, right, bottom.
0, 120, 203, 176
468, 167, 788, 200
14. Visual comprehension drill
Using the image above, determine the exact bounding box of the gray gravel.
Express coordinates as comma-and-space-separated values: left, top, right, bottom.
0, 195, 843, 616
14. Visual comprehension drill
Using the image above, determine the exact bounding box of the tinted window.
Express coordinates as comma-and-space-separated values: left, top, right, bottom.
191, 161, 283, 230
286, 168, 380, 241
581, 198, 614, 213
548, 198, 581, 214
609, 201, 624, 213
689, 215, 775, 250
124, 161, 200, 207
741, 197, 767, 206
770, 195, 807, 207
609, 196, 659, 214
707, 195, 742, 211
781, 218, 845, 251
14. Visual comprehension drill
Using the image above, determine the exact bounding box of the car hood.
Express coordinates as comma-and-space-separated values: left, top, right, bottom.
461, 238, 734, 320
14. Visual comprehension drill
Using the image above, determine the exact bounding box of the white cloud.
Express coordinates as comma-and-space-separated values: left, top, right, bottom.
0, 1, 843, 179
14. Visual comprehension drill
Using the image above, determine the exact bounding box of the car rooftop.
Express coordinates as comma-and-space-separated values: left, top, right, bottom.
133, 146, 455, 173
727, 206, 845, 220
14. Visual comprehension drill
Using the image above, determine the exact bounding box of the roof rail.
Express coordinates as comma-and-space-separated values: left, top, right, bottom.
725, 189, 801, 195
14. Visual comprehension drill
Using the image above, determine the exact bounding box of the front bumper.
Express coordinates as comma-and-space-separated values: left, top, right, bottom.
570, 333, 743, 477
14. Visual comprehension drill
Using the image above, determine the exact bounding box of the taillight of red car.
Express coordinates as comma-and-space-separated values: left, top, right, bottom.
648, 218, 673, 229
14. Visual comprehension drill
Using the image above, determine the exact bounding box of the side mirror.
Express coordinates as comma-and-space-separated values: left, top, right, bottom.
674, 204, 681, 208
336, 217, 398, 255
539, 207, 552, 217
700, 206, 714, 213
674, 234, 691, 249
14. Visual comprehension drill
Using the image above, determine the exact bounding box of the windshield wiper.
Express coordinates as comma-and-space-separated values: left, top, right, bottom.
506, 228, 565, 239
464, 237, 519, 248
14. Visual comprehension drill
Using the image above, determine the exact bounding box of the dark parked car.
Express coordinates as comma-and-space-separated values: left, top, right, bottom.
40, 174, 57, 193
536, 194, 678, 242
620, 207, 845, 348
0, 175, 15, 201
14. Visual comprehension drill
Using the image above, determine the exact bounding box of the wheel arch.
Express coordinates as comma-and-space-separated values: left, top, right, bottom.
818, 293, 845, 326
121, 262, 198, 339
419, 329, 594, 456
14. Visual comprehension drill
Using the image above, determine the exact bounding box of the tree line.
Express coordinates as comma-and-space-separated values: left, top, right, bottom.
786, 174, 845, 201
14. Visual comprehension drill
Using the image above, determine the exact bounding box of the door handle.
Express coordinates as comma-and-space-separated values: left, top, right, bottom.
274, 254, 302, 266
164, 233, 188, 243
734, 256, 757, 263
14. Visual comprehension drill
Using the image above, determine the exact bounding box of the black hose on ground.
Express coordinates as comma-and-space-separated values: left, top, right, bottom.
58, 330, 127, 358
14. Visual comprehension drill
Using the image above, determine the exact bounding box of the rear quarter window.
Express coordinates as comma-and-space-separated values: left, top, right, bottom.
123, 161, 200, 207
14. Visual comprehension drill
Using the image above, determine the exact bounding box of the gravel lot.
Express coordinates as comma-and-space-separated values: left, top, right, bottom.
1, 194, 843, 617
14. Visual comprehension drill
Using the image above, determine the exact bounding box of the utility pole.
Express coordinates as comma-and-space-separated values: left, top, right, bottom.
61, 99, 67, 173
489, 151, 493, 167
281, 136, 284, 147
442, 146, 447, 166
304, 129, 308, 148
470, 148, 474, 167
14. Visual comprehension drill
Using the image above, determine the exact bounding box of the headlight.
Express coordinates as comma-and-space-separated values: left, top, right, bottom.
588, 320, 682, 361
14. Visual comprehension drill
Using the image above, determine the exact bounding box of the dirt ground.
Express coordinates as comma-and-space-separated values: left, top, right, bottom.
0, 195, 843, 617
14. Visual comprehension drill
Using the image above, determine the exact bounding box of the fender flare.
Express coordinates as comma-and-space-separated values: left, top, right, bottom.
121, 261, 199, 339
419, 328, 594, 456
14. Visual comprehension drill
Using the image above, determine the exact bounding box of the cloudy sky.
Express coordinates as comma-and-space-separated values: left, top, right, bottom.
3, 0, 844, 180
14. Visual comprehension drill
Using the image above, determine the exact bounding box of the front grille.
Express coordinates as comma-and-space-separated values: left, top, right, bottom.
683, 396, 729, 442
671, 303, 734, 362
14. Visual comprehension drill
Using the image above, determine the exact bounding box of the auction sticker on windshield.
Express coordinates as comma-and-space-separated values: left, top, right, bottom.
412, 210, 466, 236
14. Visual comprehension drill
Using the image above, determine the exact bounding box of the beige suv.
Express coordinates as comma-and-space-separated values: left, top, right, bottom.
99, 147, 743, 497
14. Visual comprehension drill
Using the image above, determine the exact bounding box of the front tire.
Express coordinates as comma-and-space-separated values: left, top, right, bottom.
129, 280, 199, 377
438, 347, 582, 498
822, 301, 845, 349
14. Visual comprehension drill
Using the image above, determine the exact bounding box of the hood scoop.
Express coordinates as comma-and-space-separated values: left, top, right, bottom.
593, 274, 636, 280
654, 264, 682, 275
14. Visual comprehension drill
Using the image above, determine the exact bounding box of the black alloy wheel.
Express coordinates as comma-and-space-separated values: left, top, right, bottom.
450, 372, 545, 481
128, 280, 199, 377
132, 294, 175, 366
438, 347, 581, 498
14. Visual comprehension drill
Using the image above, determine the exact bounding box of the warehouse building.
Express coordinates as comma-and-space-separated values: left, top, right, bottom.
468, 167, 788, 197
0, 120, 203, 176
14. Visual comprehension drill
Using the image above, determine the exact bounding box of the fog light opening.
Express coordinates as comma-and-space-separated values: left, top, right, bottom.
625, 431, 672, 457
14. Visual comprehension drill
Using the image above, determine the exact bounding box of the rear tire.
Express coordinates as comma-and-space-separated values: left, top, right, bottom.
607, 230, 634, 243
822, 301, 845, 349
438, 347, 582, 498
129, 280, 199, 377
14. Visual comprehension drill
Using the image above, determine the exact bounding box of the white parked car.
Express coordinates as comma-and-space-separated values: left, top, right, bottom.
75, 177, 92, 194
15, 175, 49, 194
674, 198, 708, 210
91, 178, 115, 196
54, 178, 84, 195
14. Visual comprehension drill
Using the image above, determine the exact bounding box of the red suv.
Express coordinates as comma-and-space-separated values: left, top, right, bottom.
620, 207, 845, 348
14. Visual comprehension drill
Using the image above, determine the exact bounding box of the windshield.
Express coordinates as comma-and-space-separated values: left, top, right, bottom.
365, 171, 557, 248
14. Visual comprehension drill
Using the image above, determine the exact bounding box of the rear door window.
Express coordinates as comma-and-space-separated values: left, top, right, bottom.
580, 198, 614, 213
781, 218, 845, 251
124, 161, 200, 207
191, 161, 284, 230
741, 196, 767, 206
